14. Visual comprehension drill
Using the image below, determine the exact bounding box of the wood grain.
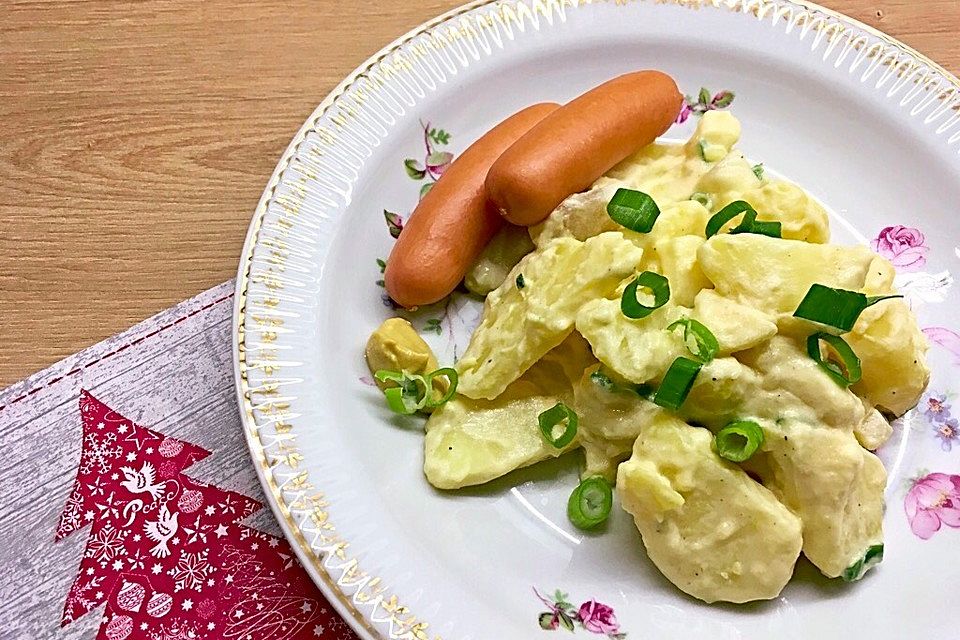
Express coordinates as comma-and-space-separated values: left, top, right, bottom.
0, 0, 957, 389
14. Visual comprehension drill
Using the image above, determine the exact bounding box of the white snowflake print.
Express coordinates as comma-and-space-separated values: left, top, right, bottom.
181, 514, 209, 545
79, 432, 122, 475
84, 522, 128, 563
219, 494, 238, 515
169, 549, 215, 592
126, 546, 148, 571
85, 475, 108, 498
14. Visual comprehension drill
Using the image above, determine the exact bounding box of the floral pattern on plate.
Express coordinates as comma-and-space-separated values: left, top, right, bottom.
905, 472, 960, 539
534, 588, 626, 638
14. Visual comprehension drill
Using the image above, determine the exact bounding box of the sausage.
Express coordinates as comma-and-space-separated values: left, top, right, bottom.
485, 70, 683, 226
385, 102, 560, 308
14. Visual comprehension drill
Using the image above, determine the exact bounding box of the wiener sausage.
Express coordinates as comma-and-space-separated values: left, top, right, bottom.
485, 70, 682, 226
385, 102, 560, 308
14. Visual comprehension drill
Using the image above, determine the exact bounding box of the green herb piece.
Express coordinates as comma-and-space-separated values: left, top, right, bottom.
714, 420, 765, 462
806, 332, 862, 387
567, 476, 613, 530
842, 544, 884, 582
538, 402, 578, 449
606, 188, 661, 233
621, 271, 670, 319
793, 284, 902, 332
667, 318, 720, 363
653, 357, 702, 410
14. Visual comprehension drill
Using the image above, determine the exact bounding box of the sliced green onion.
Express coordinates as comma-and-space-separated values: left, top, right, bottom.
591, 369, 654, 399
730, 210, 782, 238
714, 421, 764, 462
590, 370, 615, 391
515, 273, 525, 289
375, 369, 430, 415
704, 200, 782, 239
807, 332, 862, 387
842, 544, 884, 582
653, 357, 702, 410
698, 140, 708, 161
634, 383, 655, 399
621, 271, 670, 319
538, 402, 578, 449
793, 284, 903, 332
690, 192, 713, 209
606, 188, 660, 233
751, 163, 765, 180
705, 200, 755, 238
423, 367, 458, 408
567, 476, 613, 530
667, 318, 719, 363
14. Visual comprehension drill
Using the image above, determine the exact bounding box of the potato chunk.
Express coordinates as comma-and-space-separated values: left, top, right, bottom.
457, 232, 642, 400
617, 417, 802, 603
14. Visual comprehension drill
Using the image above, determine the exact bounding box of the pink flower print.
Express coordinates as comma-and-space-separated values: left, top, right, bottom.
934, 419, 960, 451
905, 472, 960, 539
870, 225, 929, 271
675, 102, 693, 124
577, 600, 620, 635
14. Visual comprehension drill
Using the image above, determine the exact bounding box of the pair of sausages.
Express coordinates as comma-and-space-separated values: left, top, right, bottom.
386, 70, 682, 308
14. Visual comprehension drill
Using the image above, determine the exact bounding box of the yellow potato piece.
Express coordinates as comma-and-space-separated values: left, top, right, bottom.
693, 151, 762, 207
698, 234, 879, 314
574, 364, 666, 480
747, 420, 885, 579
689, 289, 777, 355
575, 297, 685, 384
738, 335, 866, 430
424, 334, 593, 489
848, 299, 930, 416
856, 401, 893, 451
734, 180, 830, 243
457, 232, 642, 400
650, 235, 712, 307
618, 417, 802, 603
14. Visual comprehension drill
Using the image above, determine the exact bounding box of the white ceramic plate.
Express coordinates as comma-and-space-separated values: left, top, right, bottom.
234, 2, 960, 638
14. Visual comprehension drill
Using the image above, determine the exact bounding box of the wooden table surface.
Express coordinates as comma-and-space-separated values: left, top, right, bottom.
1, 0, 957, 388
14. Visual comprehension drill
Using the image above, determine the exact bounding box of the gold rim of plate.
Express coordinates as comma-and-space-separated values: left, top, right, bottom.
232, 1, 960, 638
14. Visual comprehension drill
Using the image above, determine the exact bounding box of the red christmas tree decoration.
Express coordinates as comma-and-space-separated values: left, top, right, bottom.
56, 389, 358, 640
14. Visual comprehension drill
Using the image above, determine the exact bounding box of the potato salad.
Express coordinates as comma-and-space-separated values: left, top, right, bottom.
366, 111, 930, 604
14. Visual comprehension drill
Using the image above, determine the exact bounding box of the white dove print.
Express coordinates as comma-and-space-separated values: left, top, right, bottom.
120, 461, 165, 501
143, 503, 179, 558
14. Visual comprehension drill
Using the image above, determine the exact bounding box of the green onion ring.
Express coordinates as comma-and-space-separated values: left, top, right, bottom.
538, 402, 578, 449
806, 332, 862, 387
567, 476, 613, 530
667, 318, 720, 363
842, 544, 884, 582
705, 200, 756, 238
606, 188, 661, 233
621, 271, 670, 319
423, 367, 458, 408
374, 369, 431, 415
714, 420, 765, 462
